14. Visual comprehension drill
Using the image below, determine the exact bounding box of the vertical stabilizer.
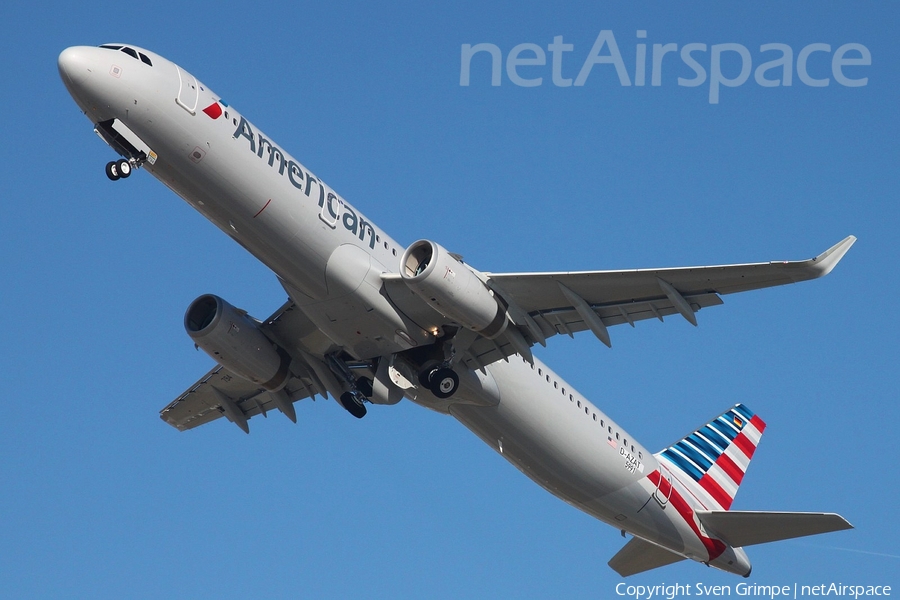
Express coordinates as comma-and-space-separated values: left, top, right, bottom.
656, 404, 765, 510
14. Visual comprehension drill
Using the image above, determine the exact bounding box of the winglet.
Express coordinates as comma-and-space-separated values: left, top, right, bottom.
812, 235, 857, 276
802, 235, 856, 278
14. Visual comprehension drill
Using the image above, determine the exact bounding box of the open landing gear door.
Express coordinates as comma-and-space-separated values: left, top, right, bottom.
94, 118, 156, 165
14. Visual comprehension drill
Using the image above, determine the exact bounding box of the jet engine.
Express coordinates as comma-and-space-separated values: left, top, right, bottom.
400, 240, 508, 338
184, 294, 291, 391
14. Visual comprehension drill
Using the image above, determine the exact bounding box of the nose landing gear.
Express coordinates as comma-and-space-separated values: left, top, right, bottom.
105, 158, 136, 181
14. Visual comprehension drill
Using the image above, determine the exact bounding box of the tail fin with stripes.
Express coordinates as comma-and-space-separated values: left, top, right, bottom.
655, 404, 766, 510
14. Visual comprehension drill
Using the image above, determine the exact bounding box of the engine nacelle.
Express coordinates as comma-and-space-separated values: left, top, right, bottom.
400, 240, 508, 338
184, 294, 291, 391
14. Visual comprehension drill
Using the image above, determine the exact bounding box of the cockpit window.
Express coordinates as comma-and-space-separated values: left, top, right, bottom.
98, 45, 153, 67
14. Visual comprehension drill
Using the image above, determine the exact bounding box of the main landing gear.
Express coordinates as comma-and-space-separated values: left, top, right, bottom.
326, 353, 375, 419
419, 365, 460, 399
337, 377, 374, 419
338, 390, 368, 419
412, 328, 471, 400
105, 158, 137, 181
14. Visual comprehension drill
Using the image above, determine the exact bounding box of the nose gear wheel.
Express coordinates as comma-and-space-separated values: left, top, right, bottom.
105, 158, 137, 181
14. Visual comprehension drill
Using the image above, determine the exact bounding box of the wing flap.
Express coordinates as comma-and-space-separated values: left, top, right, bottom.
608, 537, 686, 577
697, 511, 853, 548
159, 365, 318, 432
529, 292, 723, 338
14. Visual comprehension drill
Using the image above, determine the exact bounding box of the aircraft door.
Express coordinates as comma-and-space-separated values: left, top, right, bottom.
175, 65, 199, 115
653, 468, 674, 508
320, 193, 343, 228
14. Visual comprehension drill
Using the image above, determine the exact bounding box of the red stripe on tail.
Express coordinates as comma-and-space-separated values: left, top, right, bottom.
699, 473, 733, 510
648, 470, 727, 560
716, 452, 745, 485
732, 433, 756, 459
751, 415, 767, 432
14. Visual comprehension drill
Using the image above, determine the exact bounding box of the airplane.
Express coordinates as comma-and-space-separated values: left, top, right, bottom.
58, 43, 854, 578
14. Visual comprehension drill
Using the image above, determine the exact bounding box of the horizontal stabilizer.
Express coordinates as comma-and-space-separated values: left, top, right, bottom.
698, 511, 853, 547
608, 537, 686, 577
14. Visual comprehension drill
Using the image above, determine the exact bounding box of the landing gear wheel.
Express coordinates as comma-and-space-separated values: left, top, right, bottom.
105, 161, 120, 181
339, 391, 367, 419
419, 367, 436, 389
429, 367, 459, 399
355, 376, 373, 398
418, 361, 442, 388
116, 159, 132, 178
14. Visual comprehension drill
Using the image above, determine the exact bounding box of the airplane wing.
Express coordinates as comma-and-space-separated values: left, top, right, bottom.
608, 536, 686, 577
159, 364, 314, 431
484, 236, 856, 350
160, 299, 334, 432
166, 237, 856, 428
697, 510, 853, 547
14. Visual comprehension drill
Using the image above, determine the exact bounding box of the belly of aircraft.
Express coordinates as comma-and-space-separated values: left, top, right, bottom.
445, 357, 669, 533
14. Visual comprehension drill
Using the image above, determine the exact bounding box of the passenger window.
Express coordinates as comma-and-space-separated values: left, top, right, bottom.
569, 394, 573, 401
577, 400, 581, 408
585, 407, 589, 415
616, 433, 620, 440
553, 382, 558, 389
592, 414, 597, 421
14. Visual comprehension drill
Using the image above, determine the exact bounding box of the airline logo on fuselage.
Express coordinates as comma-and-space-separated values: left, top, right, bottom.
232, 116, 376, 249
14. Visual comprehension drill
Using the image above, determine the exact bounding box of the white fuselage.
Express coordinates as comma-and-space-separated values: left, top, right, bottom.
58, 44, 750, 576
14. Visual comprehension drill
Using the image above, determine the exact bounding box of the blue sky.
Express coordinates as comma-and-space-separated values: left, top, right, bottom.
2, 2, 897, 598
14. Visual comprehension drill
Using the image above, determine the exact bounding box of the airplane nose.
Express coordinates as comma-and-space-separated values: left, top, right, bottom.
58, 46, 92, 90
